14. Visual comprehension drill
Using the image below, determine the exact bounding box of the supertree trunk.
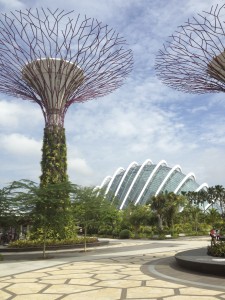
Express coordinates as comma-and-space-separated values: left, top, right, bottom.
36, 126, 74, 240
40, 126, 68, 186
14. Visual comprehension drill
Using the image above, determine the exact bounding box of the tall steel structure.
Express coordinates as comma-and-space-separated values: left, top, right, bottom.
0, 8, 133, 185
155, 4, 225, 95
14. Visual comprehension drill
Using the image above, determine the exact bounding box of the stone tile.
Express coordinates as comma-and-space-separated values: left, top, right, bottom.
121, 267, 141, 270
0, 276, 12, 281
40, 279, 67, 284
3, 278, 37, 283
47, 273, 92, 279
127, 274, 152, 280
62, 287, 122, 300
146, 280, 185, 288
96, 279, 141, 288
61, 264, 99, 270
164, 296, 221, 300
44, 284, 100, 294
34, 268, 59, 272
96, 265, 122, 270
95, 273, 126, 280
5, 282, 47, 294
48, 269, 88, 275
0, 282, 12, 288
14, 272, 48, 278
69, 278, 99, 285
179, 287, 222, 295
13, 294, 61, 300
120, 270, 142, 275
90, 270, 120, 274
127, 286, 174, 298
0, 290, 11, 300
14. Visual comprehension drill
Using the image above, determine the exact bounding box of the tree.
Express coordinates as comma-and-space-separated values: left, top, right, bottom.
148, 192, 186, 233
180, 203, 205, 233
6, 180, 77, 258
98, 200, 121, 237
206, 186, 225, 218
71, 186, 104, 251
148, 193, 167, 231
0, 187, 15, 231
184, 190, 208, 210
0, 182, 36, 236
206, 208, 222, 228
164, 192, 186, 234
122, 204, 152, 238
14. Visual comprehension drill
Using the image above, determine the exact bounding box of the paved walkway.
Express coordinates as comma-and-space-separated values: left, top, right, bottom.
0, 237, 224, 299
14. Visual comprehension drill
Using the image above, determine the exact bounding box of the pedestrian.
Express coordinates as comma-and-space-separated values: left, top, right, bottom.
216, 229, 220, 240
210, 228, 216, 245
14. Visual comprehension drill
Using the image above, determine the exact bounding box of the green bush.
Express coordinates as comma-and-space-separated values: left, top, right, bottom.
174, 223, 192, 234
119, 229, 132, 239
8, 237, 98, 248
207, 241, 225, 257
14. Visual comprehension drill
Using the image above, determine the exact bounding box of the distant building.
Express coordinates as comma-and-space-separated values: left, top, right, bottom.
96, 159, 208, 210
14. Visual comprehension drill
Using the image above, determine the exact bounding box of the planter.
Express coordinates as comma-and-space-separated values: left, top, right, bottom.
0, 241, 109, 252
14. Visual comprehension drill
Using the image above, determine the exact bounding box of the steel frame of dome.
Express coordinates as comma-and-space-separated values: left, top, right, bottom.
98, 159, 208, 210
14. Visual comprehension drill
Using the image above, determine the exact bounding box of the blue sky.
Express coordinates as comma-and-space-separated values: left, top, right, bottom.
1, 0, 225, 189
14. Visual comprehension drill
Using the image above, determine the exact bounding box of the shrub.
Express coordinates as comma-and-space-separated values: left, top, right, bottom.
207, 241, 225, 257
8, 237, 98, 248
119, 229, 132, 239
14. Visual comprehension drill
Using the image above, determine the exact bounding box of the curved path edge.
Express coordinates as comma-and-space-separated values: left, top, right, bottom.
175, 247, 225, 276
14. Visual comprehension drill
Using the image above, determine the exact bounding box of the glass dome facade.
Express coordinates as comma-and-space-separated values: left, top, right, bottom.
97, 159, 208, 210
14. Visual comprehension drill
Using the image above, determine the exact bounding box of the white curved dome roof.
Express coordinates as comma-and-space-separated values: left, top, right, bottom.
98, 159, 208, 210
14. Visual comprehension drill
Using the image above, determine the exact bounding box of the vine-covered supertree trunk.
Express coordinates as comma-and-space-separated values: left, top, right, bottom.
34, 126, 74, 240
40, 126, 68, 186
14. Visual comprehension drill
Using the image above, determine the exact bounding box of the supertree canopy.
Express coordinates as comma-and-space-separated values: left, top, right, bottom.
0, 8, 133, 186
155, 4, 225, 94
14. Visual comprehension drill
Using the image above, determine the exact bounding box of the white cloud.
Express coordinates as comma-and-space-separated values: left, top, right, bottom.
0, 0, 25, 9
0, 0, 225, 189
68, 157, 93, 186
0, 100, 43, 132
0, 133, 41, 156
68, 158, 92, 175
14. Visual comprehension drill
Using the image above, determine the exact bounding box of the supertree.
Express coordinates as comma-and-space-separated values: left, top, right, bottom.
0, 8, 133, 186
155, 4, 225, 95
0, 8, 133, 238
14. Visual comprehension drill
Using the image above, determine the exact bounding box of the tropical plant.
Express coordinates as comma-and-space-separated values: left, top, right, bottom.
207, 241, 225, 257
6, 180, 77, 258
124, 204, 152, 238
148, 193, 167, 231
119, 229, 132, 239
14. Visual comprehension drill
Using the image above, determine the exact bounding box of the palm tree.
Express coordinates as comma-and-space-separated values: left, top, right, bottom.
149, 193, 167, 231
164, 192, 186, 234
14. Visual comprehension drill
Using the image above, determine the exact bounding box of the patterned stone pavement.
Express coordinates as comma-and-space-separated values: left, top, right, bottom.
0, 239, 225, 299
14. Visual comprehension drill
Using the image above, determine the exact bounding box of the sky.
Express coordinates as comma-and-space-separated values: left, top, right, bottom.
1, 0, 225, 189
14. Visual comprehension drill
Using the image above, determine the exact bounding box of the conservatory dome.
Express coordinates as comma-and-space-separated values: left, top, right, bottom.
96, 159, 208, 210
